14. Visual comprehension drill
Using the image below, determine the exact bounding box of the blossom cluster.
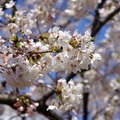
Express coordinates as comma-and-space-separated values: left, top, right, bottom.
14, 96, 39, 113
0, 26, 101, 90
0, 0, 56, 36
47, 79, 83, 111
47, 27, 101, 73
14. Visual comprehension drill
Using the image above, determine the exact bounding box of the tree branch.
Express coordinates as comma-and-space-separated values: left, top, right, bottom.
91, 6, 120, 37
83, 92, 89, 120
41, 90, 55, 103
91, 0, 107, 33
37, 100, 63, 120
0, 94, 16, 108
66, 72, 76, 83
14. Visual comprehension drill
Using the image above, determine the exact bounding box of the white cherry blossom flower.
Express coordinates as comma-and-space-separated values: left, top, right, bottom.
5, 0, 15, 8
48, 79, 83, 111
7, 23, 19, 34
91, 53, 102, 68
47, 105, 59, 111
64, 9, 75, 16
72, 116, 78, 120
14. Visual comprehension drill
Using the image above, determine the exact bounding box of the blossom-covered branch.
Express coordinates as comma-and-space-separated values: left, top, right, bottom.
0, 94, 63, 120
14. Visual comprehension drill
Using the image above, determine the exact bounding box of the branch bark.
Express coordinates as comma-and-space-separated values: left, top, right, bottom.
83, 92, 89, 120
91, 0, 107, 34
91, 6, 120, 37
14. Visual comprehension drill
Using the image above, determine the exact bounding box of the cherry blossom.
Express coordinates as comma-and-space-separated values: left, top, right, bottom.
5, 0, 15, 8
47, 79, 83, 111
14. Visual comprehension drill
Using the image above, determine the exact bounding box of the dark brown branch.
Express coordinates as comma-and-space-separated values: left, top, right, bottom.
91, 6, 120, 37
28, 50, 52, 55
37, 100, 63, 120
102, 7, 120, 25
41, 90, 55, 103
91, 0, 107, 33
66, 69, 89, 83
0, 94, 16, 108
66, 72, 76, 83
83, 92, 89, 120
82, 80, 90, 120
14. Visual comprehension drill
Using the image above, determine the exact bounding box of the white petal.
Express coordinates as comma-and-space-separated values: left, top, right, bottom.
47, 105, 58, 111
72, 116, 78, 120
5, 0, 15, 8
93, 53, 102, 60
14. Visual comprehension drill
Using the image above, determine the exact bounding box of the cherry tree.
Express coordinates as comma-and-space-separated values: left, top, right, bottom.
0, 0, 120, 120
